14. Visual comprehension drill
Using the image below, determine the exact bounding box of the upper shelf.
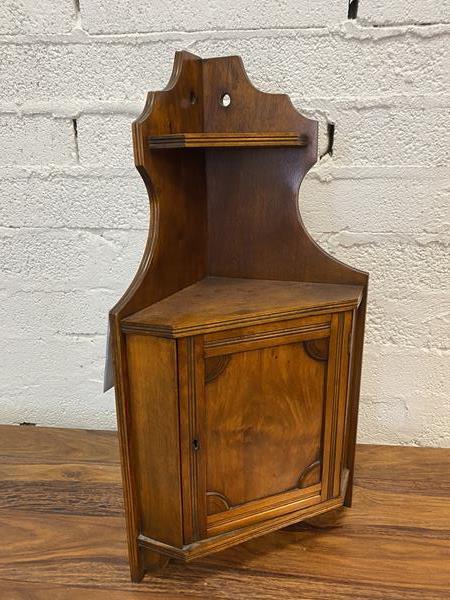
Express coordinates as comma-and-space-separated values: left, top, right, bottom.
147, 132, 309, 149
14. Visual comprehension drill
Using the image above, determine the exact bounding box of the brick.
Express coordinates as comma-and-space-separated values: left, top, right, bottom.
0, 174, 147, 229
0, 336, 116, 429
331, 106, 450, 167
80, 0, 347, 34
359, 343, 450, 446
0, 227, 146, 293
365, 290, 450, 350
0, 115, 76, 166
0, 0, 75, 34
0, 30, 448, 105
315, 233, 449, 300
193, 29, 449, 99
77, 114, 136, 168
362, 345, 448, 411
301, 175, 450, 235
0, 288, 120, 339
0, 42, 172, 105
359, 388, 450, 447
359, 0, 450, 25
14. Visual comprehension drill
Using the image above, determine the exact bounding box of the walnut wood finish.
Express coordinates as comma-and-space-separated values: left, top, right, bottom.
109, 51, 368, 581
147, 132, 308, 148
205, 342, 326, 507
0, 426, 449, 599
123, 277, 363, 337
125, 335, 183, 547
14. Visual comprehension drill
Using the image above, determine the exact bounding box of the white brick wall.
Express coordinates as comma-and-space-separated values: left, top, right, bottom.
1, 1, 449, 446
0, 115, 76, 165
358, 0, 450, 25
81, 0, 347, 33
0, 0, 75, 34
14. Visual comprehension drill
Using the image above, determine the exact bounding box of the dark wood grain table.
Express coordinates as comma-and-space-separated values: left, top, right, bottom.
0, 425, 448, 599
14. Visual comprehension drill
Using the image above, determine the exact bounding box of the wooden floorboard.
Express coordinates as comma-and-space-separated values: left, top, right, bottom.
0, 425, 448, 599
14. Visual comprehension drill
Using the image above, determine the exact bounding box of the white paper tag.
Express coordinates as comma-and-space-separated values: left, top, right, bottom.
103, 322, 114, 392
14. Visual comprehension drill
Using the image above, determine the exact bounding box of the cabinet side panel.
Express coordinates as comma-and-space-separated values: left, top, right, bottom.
125, 334, 183, 547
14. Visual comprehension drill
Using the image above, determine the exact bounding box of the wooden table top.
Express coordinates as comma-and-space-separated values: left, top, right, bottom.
0, 424, 448, 599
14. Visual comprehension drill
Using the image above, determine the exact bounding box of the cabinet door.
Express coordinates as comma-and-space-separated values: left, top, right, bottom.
178, 312, 353, 541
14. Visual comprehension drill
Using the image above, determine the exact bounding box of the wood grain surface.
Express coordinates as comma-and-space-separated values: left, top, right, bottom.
110, 51, 368, 577
125, 335, 183, 546
122, 277, 363, 337
147, 132, 309, 148
0, 425, 448, 599
205, 342, 325, 507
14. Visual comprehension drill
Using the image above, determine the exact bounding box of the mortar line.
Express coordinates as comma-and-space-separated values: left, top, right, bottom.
0, 22, 448, 45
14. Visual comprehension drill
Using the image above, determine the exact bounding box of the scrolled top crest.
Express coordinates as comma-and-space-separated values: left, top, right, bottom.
133, 51, 318, 170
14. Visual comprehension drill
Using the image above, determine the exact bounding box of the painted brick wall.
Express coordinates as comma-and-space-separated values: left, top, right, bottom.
1, 1, 449, 446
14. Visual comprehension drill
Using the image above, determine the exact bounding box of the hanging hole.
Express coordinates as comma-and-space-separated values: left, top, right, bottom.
190, 91, 197, 105
220, 93, 231, 107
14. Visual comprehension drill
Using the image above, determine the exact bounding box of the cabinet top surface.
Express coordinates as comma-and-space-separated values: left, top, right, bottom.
122, 277, 363, 337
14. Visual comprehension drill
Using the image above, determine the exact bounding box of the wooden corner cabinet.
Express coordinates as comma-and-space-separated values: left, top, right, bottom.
110, 51, 368, 582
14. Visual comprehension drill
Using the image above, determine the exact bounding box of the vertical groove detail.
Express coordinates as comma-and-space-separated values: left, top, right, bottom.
187, 337, 199, 539
328, 313, 344, 496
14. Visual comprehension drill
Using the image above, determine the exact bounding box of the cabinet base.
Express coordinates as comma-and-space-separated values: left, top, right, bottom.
138, 493, 345, 567
282, 506, 345, 532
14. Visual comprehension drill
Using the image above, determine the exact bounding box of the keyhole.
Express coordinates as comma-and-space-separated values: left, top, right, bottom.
192, 438, 200, 451
220, 93, 231, 107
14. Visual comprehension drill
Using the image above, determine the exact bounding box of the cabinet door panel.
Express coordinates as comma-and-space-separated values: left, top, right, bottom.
179, 312, 352, 540
205, 340, 327, 512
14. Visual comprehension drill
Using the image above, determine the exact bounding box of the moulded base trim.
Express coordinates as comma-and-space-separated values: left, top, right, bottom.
137, 494, 345, 563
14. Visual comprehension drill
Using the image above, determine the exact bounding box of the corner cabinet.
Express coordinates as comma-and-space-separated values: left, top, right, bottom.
109, 52, 368, 582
